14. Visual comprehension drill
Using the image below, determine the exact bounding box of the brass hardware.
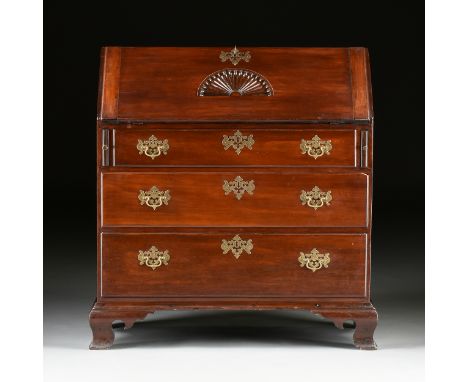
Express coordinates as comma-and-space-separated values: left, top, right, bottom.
298, 248, 331, 272
137, 135, 169, 159
219, 46, 251, 66
138, 186, 171, 210
361, 130, 369, 168
300, 186, 332, 210
223, 176, 255, 200
222, 130, 254, 155
138, 246, 170, 270
102, 129, 110, 166
221, 235, 253, 259
300, 135, 332, 159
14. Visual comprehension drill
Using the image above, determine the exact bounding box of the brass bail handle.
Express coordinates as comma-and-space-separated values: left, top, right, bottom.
300, 186, 332, 210
138, 186, 171, 210
138, 245, 170, 270
298, 249, 331, 272
137, 135, 169, 159
300, 135, 332, 159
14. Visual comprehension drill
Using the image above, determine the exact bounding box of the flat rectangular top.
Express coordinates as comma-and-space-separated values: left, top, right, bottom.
98, 47, 373, 123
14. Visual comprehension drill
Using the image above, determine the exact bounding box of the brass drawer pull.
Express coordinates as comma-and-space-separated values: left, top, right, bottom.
138, 186, 171, 210
221, 235, 253, 259
298, 248, 330, 272
222, 130, 254, 155
138, 246, 170, 270
300, 135, 332, 159
137, 135, 169, 159
223, 176, 255, 200
300, 186, 332, 210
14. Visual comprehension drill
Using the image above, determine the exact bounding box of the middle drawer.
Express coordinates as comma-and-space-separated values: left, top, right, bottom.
101, 171, 368, 227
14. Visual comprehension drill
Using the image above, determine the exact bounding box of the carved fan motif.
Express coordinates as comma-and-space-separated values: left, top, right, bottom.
197, 69, 274, 96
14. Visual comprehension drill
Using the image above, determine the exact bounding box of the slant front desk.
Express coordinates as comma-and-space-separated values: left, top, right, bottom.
89, 47, 378, 350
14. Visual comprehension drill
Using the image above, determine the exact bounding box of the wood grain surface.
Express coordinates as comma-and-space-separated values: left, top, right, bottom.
100, 233, 367, 298
97, 47, 372, 122
101, 171, 369, 227
113, 127, 358, 167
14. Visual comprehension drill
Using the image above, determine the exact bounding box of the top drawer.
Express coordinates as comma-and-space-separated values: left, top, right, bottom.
107, 127, 358, 167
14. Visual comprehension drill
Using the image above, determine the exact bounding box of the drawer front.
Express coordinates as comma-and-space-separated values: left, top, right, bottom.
101, 171, 368, 227
101, 233, 367, 298
112, 128, 357, 167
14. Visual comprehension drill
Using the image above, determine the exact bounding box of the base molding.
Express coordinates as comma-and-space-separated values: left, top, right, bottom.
89, 299, 378, 350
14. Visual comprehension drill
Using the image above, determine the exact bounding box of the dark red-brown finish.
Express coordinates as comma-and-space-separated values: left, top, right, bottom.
98, 47, 372, 122
101, 171, 368, 227
113, 127, 358, 167
90, 47, 378, 350
101, 233, 367, 297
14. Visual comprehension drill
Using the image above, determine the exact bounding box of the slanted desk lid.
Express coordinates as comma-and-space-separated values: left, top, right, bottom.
98, 47, 373, 123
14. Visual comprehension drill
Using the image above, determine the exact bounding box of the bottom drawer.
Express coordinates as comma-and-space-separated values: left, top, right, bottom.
100, 233, 367, 298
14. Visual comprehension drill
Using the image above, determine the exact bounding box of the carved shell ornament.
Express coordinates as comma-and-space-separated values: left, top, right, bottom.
198, 69, 274, 96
